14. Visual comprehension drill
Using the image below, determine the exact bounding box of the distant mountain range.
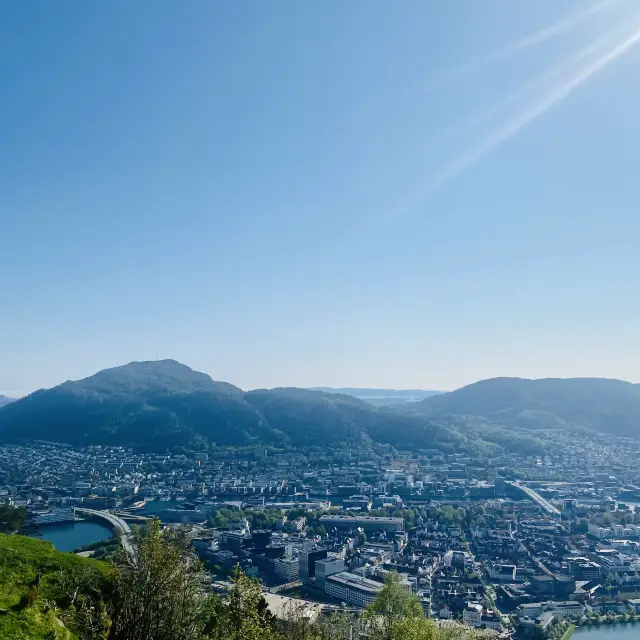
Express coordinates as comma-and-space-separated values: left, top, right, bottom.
0, 360, 461, 452
0, 396, 15, 408
311, 388, 443, 406
414, 376, 640, 436
1, 364, 639, 453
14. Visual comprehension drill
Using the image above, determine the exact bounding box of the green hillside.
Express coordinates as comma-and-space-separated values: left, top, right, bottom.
0, 533, 113, 640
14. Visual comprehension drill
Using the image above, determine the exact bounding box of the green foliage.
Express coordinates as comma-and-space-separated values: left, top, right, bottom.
0, 532, 114, 640
362, 572, 430, 640
109, 519, 214, 640
0, 503, 26, 534
207, 507, 285, 530
361, 572, 492, 640
573, 518, 589, 533
207, 567, 278, 640
0, 531, 496, 640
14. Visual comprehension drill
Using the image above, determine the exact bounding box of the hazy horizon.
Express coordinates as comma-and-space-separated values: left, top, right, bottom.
2, 358, 639, 400
3, 1, 639, 398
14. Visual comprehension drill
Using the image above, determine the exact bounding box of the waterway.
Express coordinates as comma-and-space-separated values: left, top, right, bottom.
575, 623, 640, 639
140, 499, 182, 515
31, 521, 113, 552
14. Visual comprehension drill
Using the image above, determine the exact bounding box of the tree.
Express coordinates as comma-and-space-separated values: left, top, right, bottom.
109, 519, 214, 640
208, 566, 278, 640
362, 572, 435, 640
211, 512, 228, 529
574, 519, 589, 534
0, 503, 26, 533
281, 605, 354, 640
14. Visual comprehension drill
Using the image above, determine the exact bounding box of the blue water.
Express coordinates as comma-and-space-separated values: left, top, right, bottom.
575, 623, 640, 639
140, 499, 181, 515
139, 499, 210, 523
32, 521, 113, 552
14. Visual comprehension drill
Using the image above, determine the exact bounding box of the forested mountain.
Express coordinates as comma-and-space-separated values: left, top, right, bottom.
0, 395, 14, 408
413, 376, 640, 436
0, 360, 461, 451
3, 365, 637, 452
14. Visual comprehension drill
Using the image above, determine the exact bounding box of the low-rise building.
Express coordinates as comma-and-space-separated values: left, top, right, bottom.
488, 562, 516, 582
553, 601, 584, 619
319, 514, 404, 533
462, 603, 483, 627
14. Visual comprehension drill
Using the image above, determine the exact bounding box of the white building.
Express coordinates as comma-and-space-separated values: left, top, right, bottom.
589, 523, 613, 539
463, 603, 483, 627
553, 601, 584, 619
34, 508, 75, 524
516, 603, 543, 619
274, 557, 300, 582
325, 572, 382, 608
481, 614, 502, 631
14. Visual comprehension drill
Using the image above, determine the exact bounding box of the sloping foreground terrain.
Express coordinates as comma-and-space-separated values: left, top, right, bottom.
0, 533, 112, 639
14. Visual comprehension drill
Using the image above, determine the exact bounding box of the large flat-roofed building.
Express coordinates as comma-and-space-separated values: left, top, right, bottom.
325, 572, 383, 608
319, 514, 404, 533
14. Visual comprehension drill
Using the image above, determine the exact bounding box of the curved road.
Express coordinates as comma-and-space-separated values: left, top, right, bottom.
74, 507, 134, 555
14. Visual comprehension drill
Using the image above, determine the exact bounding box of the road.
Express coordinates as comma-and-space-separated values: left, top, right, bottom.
74, 507, 134, 555
511, 482, 561, 516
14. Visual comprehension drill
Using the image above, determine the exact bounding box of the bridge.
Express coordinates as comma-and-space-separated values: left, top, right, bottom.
74, 507, 134, 555
509, 482, 561, 516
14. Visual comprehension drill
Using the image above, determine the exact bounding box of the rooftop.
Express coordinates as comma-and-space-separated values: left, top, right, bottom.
326, 572, 384, 594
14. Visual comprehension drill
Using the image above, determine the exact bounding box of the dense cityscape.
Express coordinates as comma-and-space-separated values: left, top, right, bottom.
4, 429, 640, 638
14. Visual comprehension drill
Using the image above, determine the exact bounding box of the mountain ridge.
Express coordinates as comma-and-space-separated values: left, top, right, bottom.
413, 375, 640, 436
0, 360, 462, 452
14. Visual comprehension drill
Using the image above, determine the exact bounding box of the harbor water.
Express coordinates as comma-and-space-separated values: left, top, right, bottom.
575, 623, 640, 639
31, 521, 113, 552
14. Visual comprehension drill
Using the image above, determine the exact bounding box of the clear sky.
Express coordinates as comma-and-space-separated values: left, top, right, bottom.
2, 1, 640, 396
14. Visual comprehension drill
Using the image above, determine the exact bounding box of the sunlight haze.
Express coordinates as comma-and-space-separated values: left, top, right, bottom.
2, 0, 639, 395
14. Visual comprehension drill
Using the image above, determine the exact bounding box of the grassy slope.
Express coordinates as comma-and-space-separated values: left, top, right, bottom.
0, 533, 112, 640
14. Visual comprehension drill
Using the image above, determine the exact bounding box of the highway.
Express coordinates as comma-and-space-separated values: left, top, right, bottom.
512, 482, 561, 516
74, 507, 134, 555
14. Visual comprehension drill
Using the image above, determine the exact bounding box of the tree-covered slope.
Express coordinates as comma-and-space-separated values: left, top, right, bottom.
413, 376, 640, 435
0, 360, 270, 448
0, 361, 460, 451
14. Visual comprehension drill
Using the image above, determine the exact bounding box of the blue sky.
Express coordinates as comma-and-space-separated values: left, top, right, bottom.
2, 0, 640, 396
